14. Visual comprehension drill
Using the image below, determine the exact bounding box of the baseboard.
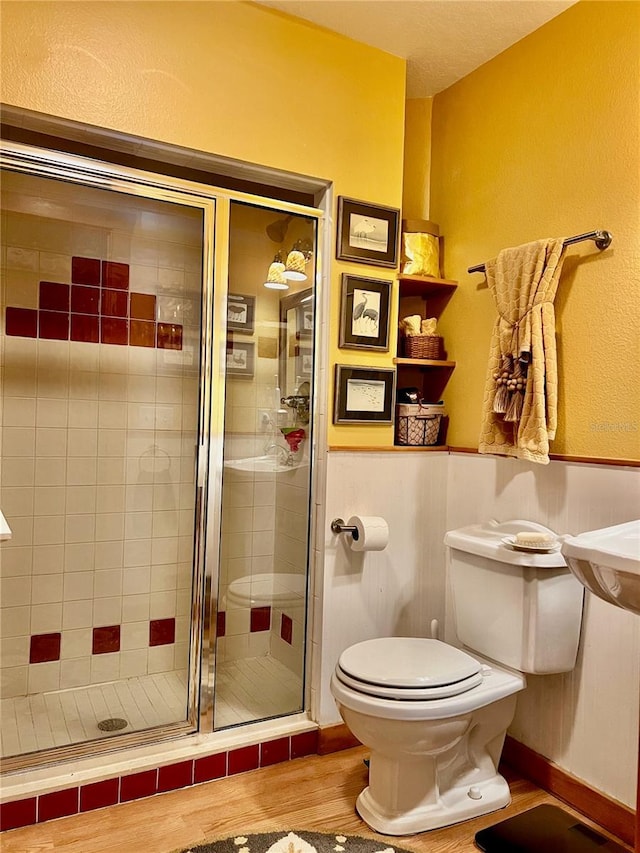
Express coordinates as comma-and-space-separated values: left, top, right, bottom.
317, 723, 360, 755
501, 736, 635, 849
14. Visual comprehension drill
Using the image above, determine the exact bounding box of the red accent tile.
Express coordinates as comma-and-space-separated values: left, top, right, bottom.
157, 760, 194, 793
130, 292, 156, 321
6, 307, 38, 338
30, 633, 61, 664
101, 289, 128, 318
102, 261, 129, 290
149, 617, 175, 647
71, 313, 100, 344
194, 753, 227, 783
228, 744, 259, 776
101, 316, 128, 345
80, 778, 119, 812
119, 769, 157, 803
250, 606, 271, 633
0, 797, 37, 831
291, 729, 319, 759
157, 322, 183, 350
217, 610, 226, 638
260, 737, 290, 767
281, 613, 293, 645
38, 788, 78, 823
92, 625, 121, 655
72, 257, 101, 286
71, 285, 100, 315
39, 311, 69, 340
39, 281, 70, 312
130, 319, 156, 348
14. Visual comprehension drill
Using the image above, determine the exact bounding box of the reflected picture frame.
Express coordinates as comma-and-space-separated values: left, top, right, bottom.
227, 293, 255, 334
226, 339, 255, 377
339, 273, 392, 351
333, 364, 396, 424
336, 197, 400, 268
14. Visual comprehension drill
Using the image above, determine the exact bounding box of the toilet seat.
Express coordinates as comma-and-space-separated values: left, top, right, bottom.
335, 667, 482, 700
336, 637, 483, 700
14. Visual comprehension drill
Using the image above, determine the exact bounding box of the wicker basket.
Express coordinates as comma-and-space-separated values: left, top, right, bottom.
403, 334, 443, 360
395, 403, 445, 446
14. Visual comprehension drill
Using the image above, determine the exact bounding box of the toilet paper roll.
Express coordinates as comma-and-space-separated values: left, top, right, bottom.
346, 516, 389, 552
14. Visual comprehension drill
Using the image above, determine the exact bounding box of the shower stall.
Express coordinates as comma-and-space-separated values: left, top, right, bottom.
0, 142, 320, 771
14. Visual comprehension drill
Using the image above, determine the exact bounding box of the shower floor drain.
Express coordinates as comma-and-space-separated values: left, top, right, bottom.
97, 717, 129, 732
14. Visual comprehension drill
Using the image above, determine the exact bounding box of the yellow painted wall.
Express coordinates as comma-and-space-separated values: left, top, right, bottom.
430, 0, 640, 459
402, 98, 432, 220
0, 0, 406, 448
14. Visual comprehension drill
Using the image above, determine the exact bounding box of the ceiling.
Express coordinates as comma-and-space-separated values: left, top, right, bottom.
256, 0, 577, 97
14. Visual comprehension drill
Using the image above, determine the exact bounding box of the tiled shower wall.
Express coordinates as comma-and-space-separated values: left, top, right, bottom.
0, 171, 202, 699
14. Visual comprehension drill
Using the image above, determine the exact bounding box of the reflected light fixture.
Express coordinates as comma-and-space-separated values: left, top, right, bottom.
263, 260, 289, 290
283, 238, 314, 281
283, 249, 307, 281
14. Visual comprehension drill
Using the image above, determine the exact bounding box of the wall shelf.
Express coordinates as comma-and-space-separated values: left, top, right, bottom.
397, 273, 458, 296
395, 273, 458, 446
394, 357, 456, 368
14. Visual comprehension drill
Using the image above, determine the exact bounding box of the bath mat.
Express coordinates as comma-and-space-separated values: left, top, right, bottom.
176, 830, 415, 853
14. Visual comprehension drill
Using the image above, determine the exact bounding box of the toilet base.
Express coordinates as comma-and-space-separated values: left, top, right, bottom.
356, 772, 511, 836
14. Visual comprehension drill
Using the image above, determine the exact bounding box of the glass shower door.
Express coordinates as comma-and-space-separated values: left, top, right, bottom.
212, 201, 316, 728
0, 161, 211, 767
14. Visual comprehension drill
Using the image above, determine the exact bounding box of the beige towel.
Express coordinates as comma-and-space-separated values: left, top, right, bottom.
478, 238, 566, 464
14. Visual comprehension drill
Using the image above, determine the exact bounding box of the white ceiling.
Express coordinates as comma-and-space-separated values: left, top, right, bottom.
256, 0, 577, 97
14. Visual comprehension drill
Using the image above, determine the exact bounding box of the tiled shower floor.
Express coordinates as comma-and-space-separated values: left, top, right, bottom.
0, 656, 303, 759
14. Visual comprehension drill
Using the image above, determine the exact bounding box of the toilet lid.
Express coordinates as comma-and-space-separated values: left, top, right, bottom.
337, 638, 482, 689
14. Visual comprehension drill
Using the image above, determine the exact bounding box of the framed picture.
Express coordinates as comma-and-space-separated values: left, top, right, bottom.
226, 339, 255, 377
227, 293, 255, 334
333, 364, 396, 424
295, 344, 313, 377
336, 197, 400, 268
339, 274, 392, 351
296, 302, 314, 337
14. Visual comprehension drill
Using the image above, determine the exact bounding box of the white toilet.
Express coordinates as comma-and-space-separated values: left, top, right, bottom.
330, 519, 584, 835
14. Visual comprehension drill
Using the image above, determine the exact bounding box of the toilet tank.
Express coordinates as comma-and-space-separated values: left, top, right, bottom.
444, 520, 584, 674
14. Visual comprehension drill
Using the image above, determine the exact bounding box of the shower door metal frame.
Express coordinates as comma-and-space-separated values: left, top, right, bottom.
200, 195, 325, 734
0, 139, 325, 771
0, 140, 218, 771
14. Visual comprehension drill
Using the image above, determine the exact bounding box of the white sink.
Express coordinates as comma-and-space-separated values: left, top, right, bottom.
224, 455, 302, 474
561, 520, 640, 615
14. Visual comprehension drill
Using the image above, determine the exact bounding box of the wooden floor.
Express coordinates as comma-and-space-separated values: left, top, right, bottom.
2, 746, 632, 853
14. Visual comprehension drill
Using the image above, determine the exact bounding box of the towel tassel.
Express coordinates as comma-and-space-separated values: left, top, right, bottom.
492, 355, 512, 414
504, 390, 524, 422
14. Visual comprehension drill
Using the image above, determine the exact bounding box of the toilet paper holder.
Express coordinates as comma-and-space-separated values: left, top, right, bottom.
331, 517, 359, 540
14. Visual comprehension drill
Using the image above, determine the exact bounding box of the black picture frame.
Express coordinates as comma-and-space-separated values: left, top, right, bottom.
333, 364, 396, 424
336, 197, 400, 268
339, 274, 392, 351
226, 339, 255, 377
227, 293, 255, 334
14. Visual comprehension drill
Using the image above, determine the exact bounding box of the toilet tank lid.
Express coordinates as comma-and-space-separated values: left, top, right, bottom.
445, 520, 567, 568
338, 638, 481, 688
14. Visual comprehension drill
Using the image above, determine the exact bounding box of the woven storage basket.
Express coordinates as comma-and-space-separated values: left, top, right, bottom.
403, 334, 443, 359
395, 403, 445, 446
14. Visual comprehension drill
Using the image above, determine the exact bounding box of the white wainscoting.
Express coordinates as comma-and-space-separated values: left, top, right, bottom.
316, 451, 449, 725
445, 453, 640, 808
316, 450, 639, 808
